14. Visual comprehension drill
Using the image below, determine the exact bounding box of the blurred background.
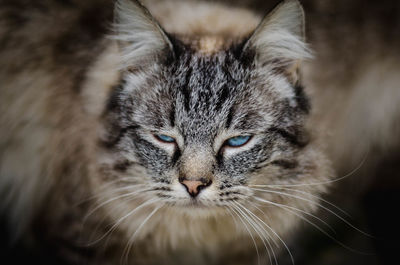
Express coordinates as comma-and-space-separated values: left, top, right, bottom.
1, 0, 399, 264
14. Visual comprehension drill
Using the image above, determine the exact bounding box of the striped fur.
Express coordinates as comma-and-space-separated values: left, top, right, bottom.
1, 0, 399, 264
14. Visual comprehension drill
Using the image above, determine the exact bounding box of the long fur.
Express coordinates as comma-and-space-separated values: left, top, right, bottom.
1, 0, 399, 264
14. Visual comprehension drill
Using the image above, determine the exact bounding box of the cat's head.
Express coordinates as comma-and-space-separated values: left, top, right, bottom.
94, 0, 331, 240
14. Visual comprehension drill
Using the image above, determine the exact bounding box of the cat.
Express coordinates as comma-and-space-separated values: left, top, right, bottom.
0, 0, 399, 264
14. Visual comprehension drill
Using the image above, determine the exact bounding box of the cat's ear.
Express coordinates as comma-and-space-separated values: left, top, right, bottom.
243, 0, 311, 81
113, 0, 174, 68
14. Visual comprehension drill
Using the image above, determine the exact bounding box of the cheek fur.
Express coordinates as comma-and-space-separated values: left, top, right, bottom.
130, 133, 173, 177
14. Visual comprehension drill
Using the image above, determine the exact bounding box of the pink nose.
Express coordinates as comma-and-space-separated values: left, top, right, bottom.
179, 178, 212, 197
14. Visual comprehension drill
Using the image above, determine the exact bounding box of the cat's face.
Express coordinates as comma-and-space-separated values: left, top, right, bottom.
93, 0, 331, 245
103, 45, 311, 208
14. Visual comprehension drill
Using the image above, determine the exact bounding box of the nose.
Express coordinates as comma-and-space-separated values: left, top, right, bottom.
179, 177, 212, 198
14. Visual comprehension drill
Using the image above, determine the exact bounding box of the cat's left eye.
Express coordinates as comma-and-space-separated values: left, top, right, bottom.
154, 134, 176, 143
225, 135, 252, 147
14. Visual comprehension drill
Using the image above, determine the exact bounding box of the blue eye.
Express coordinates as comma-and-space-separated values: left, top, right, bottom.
226, 135, 251, 147
155, 134, 176, 143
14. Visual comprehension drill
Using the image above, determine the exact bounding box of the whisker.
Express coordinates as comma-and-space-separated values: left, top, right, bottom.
227, 203, 261, 265
85, 198, 160, 246
83, 186, 152, 224
84, 186, 157, 247
244, 201, 295, 265
75, 182, 148, 206
224, 205, 240, 229
251, 188, 373, 237
232, 202, 277, 265
253, 195, 336, 234
253, 196, 372, 255
252, 149, 369, 188
121, 204, 163, 265
94, 176, 144, 190
239, 202, 279, 249
257, 186, 352, 218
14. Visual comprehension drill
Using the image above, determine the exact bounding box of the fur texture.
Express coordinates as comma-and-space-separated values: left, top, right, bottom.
1, 0, 398, 264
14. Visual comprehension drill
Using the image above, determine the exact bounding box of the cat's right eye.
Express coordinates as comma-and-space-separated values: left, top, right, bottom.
154, 134, 176, 144
224, 135, 252, 148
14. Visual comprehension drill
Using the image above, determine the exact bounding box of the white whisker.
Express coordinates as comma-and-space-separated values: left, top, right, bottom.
232, 201, 277, 265
244, 201, 295, 265
224, 204, 240, 229
253, 196, 372, 255
75, 182, 148, 206
83, 186, 152, 224
122, 204, 163, 265
253, 149, 369, 188
253, 196, 336, 234
227, 203, 261, 265
251, 188, 373, 237
257, 186, 352, 218
85, 198, 160, 246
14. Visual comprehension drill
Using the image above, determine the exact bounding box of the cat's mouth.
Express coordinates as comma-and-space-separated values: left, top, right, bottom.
188, 198, 211, 207
168, 199, 226, 218
167, 196, 217, 209
179, 198, 209, 208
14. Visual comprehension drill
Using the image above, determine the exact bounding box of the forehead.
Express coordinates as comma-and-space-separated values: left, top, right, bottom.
126, 46, 294, 139
164, 50, 252, 138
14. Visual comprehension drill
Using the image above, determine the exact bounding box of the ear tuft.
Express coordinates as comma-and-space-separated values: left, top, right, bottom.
244, 0, 312, 67
113, 0, 173, 68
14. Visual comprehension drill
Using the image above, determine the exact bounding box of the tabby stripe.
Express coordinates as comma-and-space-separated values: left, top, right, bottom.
102, 125, 139, 149
169, 105, 176, 127
271, 159, 298, 169
180, 67, 193, 112
171, 148, 181, 166
216, 84, 230, 111
268, 127, 307, 147
293, 84, 310, 113
113, 160, 141, 172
